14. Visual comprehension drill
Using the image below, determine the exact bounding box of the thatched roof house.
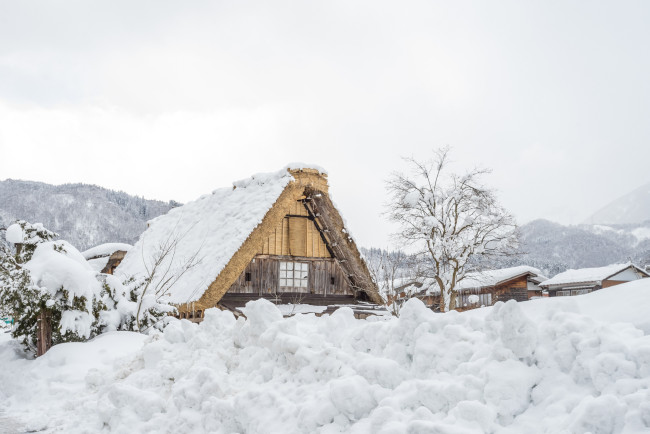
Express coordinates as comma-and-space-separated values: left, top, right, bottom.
117, 165, 383, 319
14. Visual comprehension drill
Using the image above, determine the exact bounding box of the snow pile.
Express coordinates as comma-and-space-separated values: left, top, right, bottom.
274, 303, 328, 316
2, 280, 650, 432
87, 256, 111, 273
0, 331, 147, 431
116, 168, 302, 304
4, 223, 24, 244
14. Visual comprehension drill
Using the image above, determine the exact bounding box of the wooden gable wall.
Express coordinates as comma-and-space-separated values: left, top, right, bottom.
227, 255, 354, 296
258, 200, 331, 258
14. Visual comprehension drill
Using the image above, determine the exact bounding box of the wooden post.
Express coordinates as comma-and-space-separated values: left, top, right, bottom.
36, 309, 52, 357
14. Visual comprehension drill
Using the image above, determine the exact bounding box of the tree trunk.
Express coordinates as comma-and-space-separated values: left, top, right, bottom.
36, 309, 52, 357
449, 290, 458, 311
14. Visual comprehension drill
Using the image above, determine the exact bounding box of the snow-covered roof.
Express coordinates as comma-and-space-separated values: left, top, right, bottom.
457, 266, 545, 290
87, 257, 111, 273
116, 166, 319, 304
82, 243, 132, 260
540, 263, 647, 287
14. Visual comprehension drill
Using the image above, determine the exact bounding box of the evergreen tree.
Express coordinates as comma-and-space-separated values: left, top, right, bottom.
1, 220, 176, 355
0, 221, 58, 352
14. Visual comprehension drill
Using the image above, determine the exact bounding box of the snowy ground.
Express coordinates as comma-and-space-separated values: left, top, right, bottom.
1, 281, 650, 433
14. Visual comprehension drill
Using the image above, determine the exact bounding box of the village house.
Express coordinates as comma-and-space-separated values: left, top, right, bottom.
387, 265, 547, 312
82, 243, 132, 274
539, 263, 649, 296
116, 166, 385, 320
454, 266, 547, 310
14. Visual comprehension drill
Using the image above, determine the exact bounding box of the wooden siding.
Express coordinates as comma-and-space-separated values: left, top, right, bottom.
227, 255, 353, 296
602, 280, 627, 288
258, 200, 331, 258
456, 274, 530, 311
494, 275, 529, 302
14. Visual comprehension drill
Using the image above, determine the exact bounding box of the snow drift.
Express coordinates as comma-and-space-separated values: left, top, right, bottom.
1, 280, 650, 433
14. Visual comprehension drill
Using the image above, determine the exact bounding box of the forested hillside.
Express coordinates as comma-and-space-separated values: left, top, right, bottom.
0, 179, 177, 250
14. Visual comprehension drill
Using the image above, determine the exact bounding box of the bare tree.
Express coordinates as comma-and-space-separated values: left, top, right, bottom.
365, 248, 427, 316
132, 231, 203, 331
386, 147, 518, 312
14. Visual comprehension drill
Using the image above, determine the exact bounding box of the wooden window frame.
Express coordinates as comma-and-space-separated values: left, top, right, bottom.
279, 261, 309, 290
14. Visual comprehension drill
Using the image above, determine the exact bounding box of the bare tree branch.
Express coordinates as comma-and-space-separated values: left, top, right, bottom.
386, 147, 519, 312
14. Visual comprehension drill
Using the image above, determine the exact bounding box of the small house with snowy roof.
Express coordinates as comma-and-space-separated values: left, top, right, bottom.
82, 243, 132, 274
539, 263, 649, 297
455, 266, 548, 310
116, 166, 384, 319
392, 266, 547, 311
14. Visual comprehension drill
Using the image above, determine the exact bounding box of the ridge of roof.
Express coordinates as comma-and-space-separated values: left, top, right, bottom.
540, 263, 647, 287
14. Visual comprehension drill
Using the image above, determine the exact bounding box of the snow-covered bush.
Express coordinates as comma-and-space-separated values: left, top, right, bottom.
0, 221, 59, 350
0, 220, 174, 354
106, 275, 176, 333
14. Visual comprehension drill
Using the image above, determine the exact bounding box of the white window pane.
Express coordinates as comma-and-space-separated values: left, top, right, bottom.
300, 271, 308, 279
280, 262, 287, 271
280, 271, 286, 278
300, 279, 308, 288
287, 262, 294, 270
280, 279, 287, 287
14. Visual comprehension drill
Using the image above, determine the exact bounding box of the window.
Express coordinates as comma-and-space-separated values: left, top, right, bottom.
245, 272, 251, 282
571, 289, 590, 296
556, 290, 571, 297
280, 262, 309, 289
458, 291, 492, 308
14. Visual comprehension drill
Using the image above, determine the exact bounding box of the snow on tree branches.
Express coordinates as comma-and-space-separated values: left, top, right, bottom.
0, 220, 174, 355
387, 147, 519, 312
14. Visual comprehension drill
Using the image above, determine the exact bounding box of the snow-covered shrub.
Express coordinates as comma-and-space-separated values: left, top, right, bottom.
105, 275, 176, 333
0, 221, 58, 350
0, 220, 174, 354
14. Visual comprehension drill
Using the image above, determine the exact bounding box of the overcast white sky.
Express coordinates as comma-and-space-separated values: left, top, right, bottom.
1, 1, 649, 248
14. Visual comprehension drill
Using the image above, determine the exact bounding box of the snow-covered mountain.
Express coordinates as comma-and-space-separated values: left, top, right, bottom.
513, 219, 631, 276
509, 181, 650, 274
584, 181, 650, 225
494, 219, 650, 277
0, 179, 177, 250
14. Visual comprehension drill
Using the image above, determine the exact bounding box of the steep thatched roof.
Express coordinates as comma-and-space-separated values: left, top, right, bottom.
116, 165, 382, 309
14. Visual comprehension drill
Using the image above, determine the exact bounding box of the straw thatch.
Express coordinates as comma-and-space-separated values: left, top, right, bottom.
170, 168, 382, 314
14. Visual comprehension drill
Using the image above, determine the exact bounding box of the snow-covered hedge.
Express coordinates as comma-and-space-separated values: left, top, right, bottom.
0, 221, 173, 353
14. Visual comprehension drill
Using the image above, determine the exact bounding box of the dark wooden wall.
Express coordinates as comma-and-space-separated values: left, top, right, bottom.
227, 254, 354, 296
456, 274, 530, 310
494, 275, 529, 302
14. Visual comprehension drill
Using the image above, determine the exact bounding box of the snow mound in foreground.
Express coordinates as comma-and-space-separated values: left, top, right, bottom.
2, 281, 650, 433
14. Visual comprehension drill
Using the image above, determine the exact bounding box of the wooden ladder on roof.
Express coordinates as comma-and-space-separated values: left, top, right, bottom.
300, 195, 367, 298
